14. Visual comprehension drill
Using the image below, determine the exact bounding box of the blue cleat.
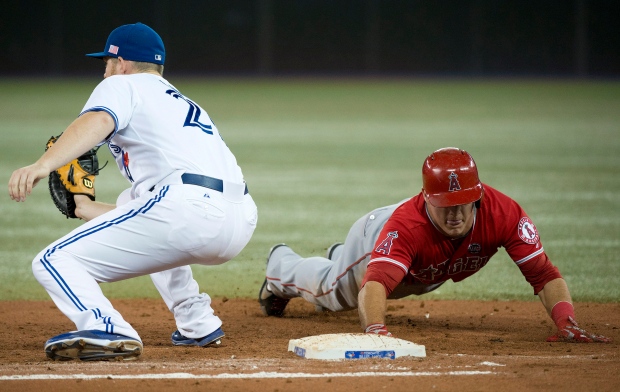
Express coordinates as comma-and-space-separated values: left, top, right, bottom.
171, 327, 225, 347
44, 330, 142, 361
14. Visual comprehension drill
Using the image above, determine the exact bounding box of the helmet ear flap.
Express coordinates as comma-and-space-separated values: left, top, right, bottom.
421, 187, 429, 201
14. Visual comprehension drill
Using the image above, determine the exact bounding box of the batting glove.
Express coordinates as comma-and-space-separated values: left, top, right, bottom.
365, 323, 392, 337
547, 302, 610, 343
547, 316, 611, 343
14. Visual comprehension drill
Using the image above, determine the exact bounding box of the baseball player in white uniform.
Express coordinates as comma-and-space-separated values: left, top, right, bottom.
8, 22, 257, 361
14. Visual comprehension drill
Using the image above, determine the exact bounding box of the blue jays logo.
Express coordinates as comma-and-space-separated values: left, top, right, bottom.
375, 231, 398, 255
109, 143, 122, 156
448, 172, 461, 192
108, 143, 134, 182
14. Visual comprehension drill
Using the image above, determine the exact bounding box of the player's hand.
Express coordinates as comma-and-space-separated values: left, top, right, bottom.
365, 323, 392, 337
547, 316, 611, 343
8, 163, 50, 202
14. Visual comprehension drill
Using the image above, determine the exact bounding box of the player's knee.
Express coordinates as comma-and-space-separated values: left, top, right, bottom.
31, 248, 54, 283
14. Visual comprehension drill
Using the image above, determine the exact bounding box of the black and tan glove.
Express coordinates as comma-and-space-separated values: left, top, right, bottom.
46, 135, 100, 218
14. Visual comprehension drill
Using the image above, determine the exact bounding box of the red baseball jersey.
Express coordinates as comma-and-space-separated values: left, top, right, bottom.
363, 184, 561, 296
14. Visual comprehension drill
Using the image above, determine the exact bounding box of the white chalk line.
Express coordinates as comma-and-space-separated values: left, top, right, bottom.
1, 370, 495, 381
445, 353, 608, 360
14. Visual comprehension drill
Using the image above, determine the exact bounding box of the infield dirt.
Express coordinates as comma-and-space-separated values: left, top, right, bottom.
0, 298, 618, 391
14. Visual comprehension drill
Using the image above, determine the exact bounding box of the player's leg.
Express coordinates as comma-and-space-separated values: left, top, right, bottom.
150, 267, 224, 346
32, 234, 145, 342
264, 245, 348, 308
32, 219, 147, 360
149, 184, 256, 345
121, 188, 224, 343
264, 203, 401, 312
126, 183, 255, 346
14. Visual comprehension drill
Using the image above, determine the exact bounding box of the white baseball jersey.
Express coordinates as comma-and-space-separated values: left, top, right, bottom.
32, 73, 257, 342
81, 73, 244, 197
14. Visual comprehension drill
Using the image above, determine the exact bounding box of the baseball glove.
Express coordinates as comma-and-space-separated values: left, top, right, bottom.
46, 135, 100, 219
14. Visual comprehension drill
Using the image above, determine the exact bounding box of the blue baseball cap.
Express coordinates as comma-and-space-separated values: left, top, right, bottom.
86, 22, 165, 65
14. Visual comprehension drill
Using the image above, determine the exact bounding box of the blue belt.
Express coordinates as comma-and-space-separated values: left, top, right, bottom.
151, 173, 248, 194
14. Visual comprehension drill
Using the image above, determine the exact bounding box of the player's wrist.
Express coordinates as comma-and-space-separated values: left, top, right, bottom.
550, 301, 575, 330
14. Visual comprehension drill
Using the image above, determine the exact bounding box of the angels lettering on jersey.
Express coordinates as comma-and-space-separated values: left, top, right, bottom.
412, 256, 490, 284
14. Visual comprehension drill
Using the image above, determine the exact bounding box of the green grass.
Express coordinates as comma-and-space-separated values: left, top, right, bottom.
1, 77, 619, 302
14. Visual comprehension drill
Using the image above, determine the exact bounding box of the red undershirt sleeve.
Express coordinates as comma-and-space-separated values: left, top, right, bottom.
517, 252, 562, 294
361, 261, 408, 297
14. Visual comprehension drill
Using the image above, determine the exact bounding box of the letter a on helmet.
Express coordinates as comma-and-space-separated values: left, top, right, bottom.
422, 147, 483, 207
448, 172, 461, 192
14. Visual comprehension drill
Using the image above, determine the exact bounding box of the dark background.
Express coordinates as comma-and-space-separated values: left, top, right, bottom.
1, 0, 618, 77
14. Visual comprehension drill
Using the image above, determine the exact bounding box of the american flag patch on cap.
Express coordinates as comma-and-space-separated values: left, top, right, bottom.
108, 45, 119, 55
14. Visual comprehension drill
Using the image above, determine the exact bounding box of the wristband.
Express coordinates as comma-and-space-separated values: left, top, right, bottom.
365, 323, 391, 336
550, 301, 575, 330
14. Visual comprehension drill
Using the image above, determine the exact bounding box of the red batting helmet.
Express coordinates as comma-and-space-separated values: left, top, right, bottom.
422, 147, 483, 207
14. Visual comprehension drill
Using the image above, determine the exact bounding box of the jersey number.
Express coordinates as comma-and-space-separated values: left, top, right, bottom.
166, 89, 213, 134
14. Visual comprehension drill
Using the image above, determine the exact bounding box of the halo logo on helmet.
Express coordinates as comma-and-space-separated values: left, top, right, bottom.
448, 172, 461, 192
422, 147, 483, 208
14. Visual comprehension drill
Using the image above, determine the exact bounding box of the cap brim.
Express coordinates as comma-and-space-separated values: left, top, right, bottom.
86, 52, 114, 59
427, 185, 483, 208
